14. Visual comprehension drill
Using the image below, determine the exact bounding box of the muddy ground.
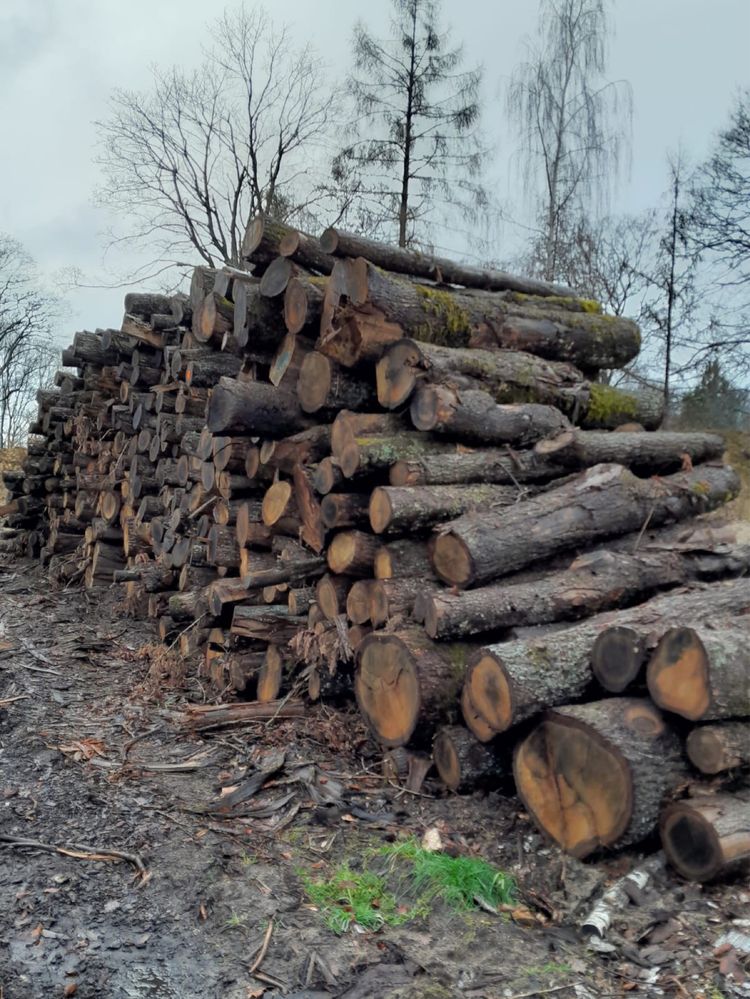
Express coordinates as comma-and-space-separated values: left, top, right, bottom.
0, 560, 747, 999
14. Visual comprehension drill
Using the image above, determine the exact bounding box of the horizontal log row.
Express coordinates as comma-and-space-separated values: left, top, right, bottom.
2, 217, 747, 883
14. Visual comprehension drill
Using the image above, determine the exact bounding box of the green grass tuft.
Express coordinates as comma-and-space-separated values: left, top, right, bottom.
301, 864, 414, 935
379, 838, 516, 911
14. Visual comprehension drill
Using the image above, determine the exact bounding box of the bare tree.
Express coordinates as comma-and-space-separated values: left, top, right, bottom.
333, 0, 484, 248
0, 235, 59, 447
686, 88, 750, 373
95, 5, 338, 270
507, 0, 632, 282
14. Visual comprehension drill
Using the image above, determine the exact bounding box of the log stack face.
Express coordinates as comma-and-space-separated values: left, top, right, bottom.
3, 217, 748, 878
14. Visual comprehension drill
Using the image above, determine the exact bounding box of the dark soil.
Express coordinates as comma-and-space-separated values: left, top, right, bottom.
0, 560, 747, 998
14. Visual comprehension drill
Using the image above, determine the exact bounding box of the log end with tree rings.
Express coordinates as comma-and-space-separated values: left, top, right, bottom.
319, 227, 339, 255
262, 480, 294, 526
461, 653, 513, 740
355, 633, 420, 747
315, 574, 349, 620
409, 384, 444, 431
259, 256, 293, 298
257, 645, 284, 702
375, 339, 422, 409
514, 699, 671, 858
591, 626, 646, 693
647, 626, 710, 720
430, 531, 474, 588
686, 723, 750, 774
297, 351, 332, 413
284, 277, 308, 335
242, 216, 266, 258
368, 486, 394, 534
346, 579, 373, 625
327, 530, 379, 576
660, 794, 750, 882
461, 684, 498, 743
278, 230, 301, 258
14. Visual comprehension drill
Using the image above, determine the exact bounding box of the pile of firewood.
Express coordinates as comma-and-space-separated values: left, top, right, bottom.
2, 216, 749, 882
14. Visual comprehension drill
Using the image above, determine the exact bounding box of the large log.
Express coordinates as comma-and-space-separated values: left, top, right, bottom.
515, 698, 688, 858
206, 377, 313, 436
647, 621, 750, 721
355, 630, 475, 746
389, 445, 568, 487
536, 428, 726, 473
369, 483, 531, 534
660, 793, 750, 882
423, 540, 750, 640
461, 578, 750, 740
409, 385, 570, 446
319, 229, 578, 297
323, 259, 640, 370
431, 463, 740, 589
376, 338, 586, 412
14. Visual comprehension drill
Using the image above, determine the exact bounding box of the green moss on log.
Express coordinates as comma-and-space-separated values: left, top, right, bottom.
415, 286, 472, 345
586, 383, 639, 423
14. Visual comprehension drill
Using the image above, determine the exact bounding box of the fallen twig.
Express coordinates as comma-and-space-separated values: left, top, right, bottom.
0, 834, 147, 876
248, 918, 274, 975
0, 694, 28, 706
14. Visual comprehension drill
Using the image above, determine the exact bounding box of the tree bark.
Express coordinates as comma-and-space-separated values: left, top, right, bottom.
389, 445, 568, 487
296, 351, 376, 415
431, 463, 740, 588
515, 698, 688, 858
536, 429, 726, 473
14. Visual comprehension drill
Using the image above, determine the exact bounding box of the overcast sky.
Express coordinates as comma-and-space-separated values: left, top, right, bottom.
1, 0, 748, 342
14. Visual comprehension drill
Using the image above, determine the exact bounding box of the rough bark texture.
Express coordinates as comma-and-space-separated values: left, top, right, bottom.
424, 542, 750, 640
432, 463, 740, 588
537, 429, 726, 473
660, 792, 750, 881
515, 698, 688, 858
389, 446, 569, 487
206, 377, 313, 437
369, 482, 531, 534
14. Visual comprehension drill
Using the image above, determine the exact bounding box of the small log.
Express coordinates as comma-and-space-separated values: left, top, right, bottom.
296, 351, 376, 414
320, 492, 371, 530
257, 645, 285, 702
206, 377, 313, 436
686, 722, 750, 774
278, 228, 335, 274
660, 792, 750, 882
327, 530, 381, 577
389, 446, 567, 487
433, 725, 506, 792
315, 574, 351, 621
515, 698, 688, 858
374, 539, 434, 580
284, 275, 325, 334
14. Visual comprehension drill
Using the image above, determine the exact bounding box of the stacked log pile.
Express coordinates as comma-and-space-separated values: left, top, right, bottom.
2, 216, 749, 880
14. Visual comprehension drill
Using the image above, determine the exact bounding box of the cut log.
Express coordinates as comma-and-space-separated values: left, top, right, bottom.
462, 578, 750, 740
315, 574, 351, 621
337, 432, 459, 480
432, 463, 740, 589
296, 351, 376, 414
206, 377, 313, 436
423, 542, 750, 641
327, 530, 381, 577
686, 722, 750, 774
284, 276, 325, 334
257, 645, 285, 702
389, 446, 567, 487
355, 630, 475, 746
647, 621, 750, 721
370, 483, 529, 535
376, 338, 585, 412
292, 463, 326, 553
515, 698, 688, 858
374, 539, 435, 580
242, 215, 296, 263
536, 429, 726, 474
660, 792, 750, 881
320, 492, 371, 530
319, 228, 577, 298
409, 385, 570, 446
278, 229, 335, 274
433, 725, 506, 792
369, 577, 441, 629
